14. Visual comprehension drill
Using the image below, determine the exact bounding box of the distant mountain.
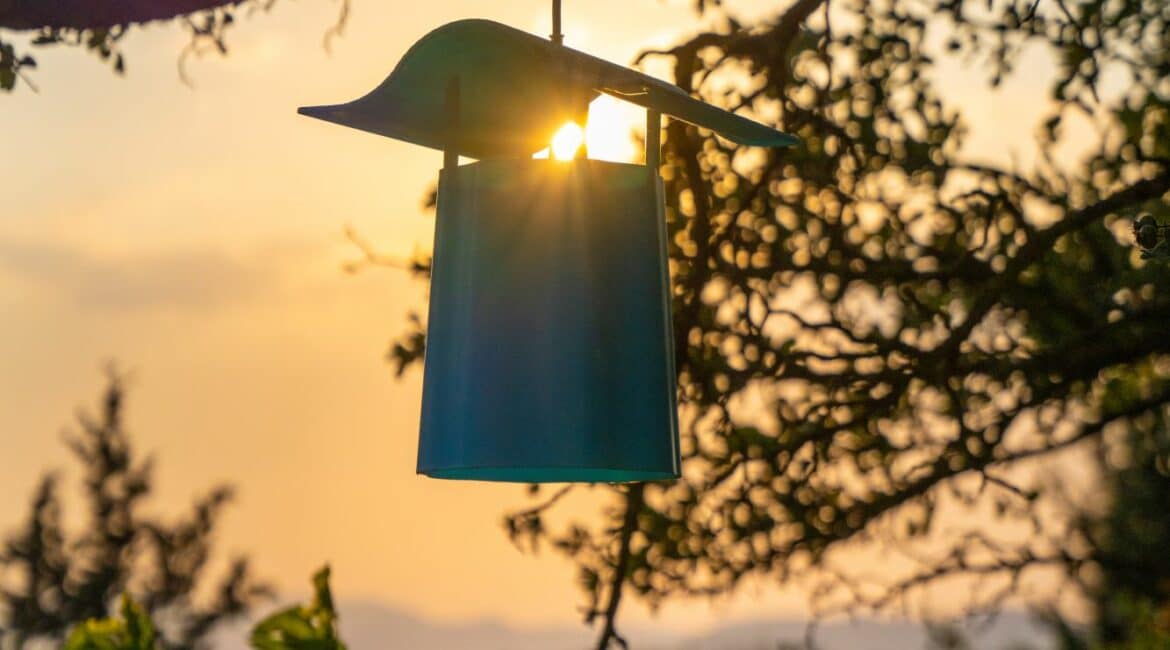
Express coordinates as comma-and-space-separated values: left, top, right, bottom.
213, 602, 593, 650
647, 614, 1053, 650
215, 600, 1054, 649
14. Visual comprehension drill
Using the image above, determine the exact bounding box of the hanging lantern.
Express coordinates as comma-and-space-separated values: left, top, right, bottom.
299, 19, 798, 482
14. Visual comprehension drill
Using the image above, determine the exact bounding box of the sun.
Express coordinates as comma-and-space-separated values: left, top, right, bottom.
538, 96, 643, 162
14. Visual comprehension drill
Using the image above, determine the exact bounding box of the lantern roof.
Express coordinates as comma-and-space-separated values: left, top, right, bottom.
298, 19, 799, 159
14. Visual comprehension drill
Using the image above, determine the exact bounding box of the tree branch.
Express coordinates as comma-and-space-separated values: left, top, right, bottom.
0, 0, 246, 30
594, 484, 644, 650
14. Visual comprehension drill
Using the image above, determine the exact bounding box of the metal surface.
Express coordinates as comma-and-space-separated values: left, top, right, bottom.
417, 159, 680, 482
551, 0, 563, 45
442, 76, 460, 171
298, 19, 799, 159
646, 109, 660, 168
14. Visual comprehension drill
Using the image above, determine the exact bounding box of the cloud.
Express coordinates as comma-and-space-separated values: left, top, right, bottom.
0, 239, 280, 312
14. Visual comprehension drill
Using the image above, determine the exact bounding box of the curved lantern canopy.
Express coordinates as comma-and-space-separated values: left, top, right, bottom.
299, 19, 798, 483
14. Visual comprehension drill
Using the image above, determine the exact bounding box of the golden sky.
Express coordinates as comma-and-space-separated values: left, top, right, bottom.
0, 0, 1097, 636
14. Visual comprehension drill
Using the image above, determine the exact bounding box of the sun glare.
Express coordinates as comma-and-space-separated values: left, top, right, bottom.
538, 97, 644, 162
551, 122, 585, 160
584, 95, 641, 162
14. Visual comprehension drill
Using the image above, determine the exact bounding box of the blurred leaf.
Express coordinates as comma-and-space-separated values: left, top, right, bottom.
63, 594, 157, 650
250, 566, 347, 650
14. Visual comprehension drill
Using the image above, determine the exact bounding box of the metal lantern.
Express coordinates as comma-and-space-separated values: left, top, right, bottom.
299, 19, 798, 482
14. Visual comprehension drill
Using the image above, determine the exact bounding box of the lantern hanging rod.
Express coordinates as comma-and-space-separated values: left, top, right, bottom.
551, 0, 563, 45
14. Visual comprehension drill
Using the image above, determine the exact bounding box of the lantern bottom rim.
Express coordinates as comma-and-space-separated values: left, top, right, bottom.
420, 466, 678, 484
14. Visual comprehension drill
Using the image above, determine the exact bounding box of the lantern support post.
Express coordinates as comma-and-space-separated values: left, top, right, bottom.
443, 76, 460, 171
645, 109, 660, 171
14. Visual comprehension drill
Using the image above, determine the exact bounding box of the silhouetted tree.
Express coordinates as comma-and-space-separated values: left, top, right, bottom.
370, 0, 1170, 647
0, 372, 268, 649
1082, 402, 1170, 648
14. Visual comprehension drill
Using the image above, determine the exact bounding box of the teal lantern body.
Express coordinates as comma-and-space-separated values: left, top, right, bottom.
419, 159, 679, 481
298, 19, 797, 482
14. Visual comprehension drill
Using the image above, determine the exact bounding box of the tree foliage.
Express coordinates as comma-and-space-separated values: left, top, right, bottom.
0, 0, 347, 91
1085, 393, 1170, 648
0, 373, 268, 649
376, 0, 1170, 646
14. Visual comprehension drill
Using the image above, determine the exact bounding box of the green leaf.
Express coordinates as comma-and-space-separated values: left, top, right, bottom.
250, 566, 346, 650
63, 594, 157, 650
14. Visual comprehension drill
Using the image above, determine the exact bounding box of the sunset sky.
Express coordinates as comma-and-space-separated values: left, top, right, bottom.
0, 0, 1095, 639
